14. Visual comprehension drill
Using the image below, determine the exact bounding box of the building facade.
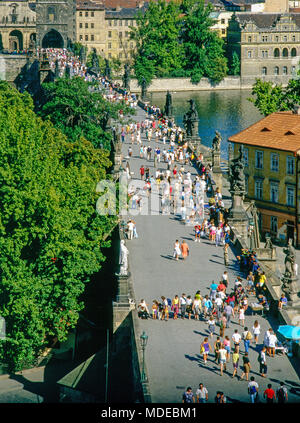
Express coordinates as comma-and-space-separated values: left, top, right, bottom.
229, 111, 300, 246
210, 10, 233, 38
35, 0, 76, 48
0, 0, 36, 51
227, 12, 300, 85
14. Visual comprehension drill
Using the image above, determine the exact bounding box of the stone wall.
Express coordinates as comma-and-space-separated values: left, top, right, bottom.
115, 76, 249, 93
0, 54, 28, 81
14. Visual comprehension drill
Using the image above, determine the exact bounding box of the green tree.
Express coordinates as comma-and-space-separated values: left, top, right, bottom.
39, 76, 133, 150
180, 0, 228, 83
249, 78, 290, 116
131, 0, 184, 85
86, 51, 105, 72
0, 82, 117, 371
230, 51, 240, 76
73, 42, 85, 57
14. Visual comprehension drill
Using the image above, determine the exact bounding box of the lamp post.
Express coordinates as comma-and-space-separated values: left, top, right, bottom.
140, 331, 148, 382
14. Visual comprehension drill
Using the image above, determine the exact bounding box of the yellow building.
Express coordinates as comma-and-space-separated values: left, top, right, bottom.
0, 0, 36, 51
229, 110, 300, 246
210, 10, 233, 39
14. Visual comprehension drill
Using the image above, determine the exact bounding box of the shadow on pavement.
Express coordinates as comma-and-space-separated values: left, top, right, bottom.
160, 254, 174, 261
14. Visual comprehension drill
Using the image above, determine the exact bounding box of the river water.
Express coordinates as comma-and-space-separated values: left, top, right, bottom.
150, 90, 263, 158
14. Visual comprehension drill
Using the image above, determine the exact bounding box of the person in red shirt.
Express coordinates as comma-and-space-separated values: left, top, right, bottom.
194, 225, 201, 242
264, 384, 276, 403
140, 165, 145, 180
217, 282, 226, 293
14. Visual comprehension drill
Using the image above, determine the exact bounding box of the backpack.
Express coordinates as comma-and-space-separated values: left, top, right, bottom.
167, 298, 172, 307
246, 331, 253, 340
277, 388, 285, 402
249, 385, 257, 395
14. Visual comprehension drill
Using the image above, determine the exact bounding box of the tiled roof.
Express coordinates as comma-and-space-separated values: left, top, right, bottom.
235, 12, 300, 29
76, 0, 104, 10
103, 0, 145, 8
105, 3, 148, 18
229, 111, 300, 153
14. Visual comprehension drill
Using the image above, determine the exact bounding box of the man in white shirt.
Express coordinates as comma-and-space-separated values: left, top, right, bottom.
268, 330, 278, 357
127, 220, 134, 240
180, 294, 187, 320
215, 295, 223, 320
232, 329, 242, 353
196, 383, 208, 403
218, 345, 227, 375
248, 376, 259, 403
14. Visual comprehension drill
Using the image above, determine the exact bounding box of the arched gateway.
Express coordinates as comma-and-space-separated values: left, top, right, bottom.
42, 30, 64, 48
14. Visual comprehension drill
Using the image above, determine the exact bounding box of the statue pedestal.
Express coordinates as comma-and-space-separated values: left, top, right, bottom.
228, 192, 248, 243
212, 150, 223, 192
282, 277, 300, 306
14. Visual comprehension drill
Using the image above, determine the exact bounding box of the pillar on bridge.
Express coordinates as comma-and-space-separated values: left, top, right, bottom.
211, 130, 223, 193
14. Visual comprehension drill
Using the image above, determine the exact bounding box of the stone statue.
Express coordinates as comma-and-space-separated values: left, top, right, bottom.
183, 99, 198, 137
141, 77, 147, 100
164, 91, 173, 117
123, 63, 130, 90
264, 234, 273, 249
79, 46, 86, 63
228, 145, 245, 194
212, 130, 221, 153
91, 48, 100, 71
54, 59, 60, 78
283, 239, 296, 279
65, 63, 71, 78
105, 59, 111, 79
118, 240, 129, 276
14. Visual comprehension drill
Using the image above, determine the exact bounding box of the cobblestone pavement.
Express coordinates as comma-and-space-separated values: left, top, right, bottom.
122, 106, 300, 403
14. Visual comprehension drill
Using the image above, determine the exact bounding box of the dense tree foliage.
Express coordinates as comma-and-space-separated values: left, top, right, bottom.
131, 0, 184, 85
0, 82, 117, 371
131, 0, 228, 85
180, 0, 228, 83
229, 51, 240, 76
249, 77, 297, 116
39, 77, 133, 150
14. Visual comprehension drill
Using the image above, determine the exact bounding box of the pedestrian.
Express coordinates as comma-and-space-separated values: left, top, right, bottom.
192, 296, 201, 321
232, 329, 242, 353
180, 240, 189, 260
276, 382, 288, 403
161, 296, 169, 321
127, 220, 134, 240
224, 303, 233, 328
215, 391, 226, 403
222, 270, 229, 287
264, 328, 271, 355
209, 281, 218, 301
186, 295, 193, 319
232, 347, 239, 378
214, 336, 222, 363
268, 329, 277, 358
238, 306, 245, 326
140, 165, 145, 180
252, 320, 261, 346
240, 352, 251, 381
171, 295, 180, 320
208, 315, 216, 338
219, 313, 227, 338
259, 346, 267, 378
263, 384, 276, 403
223, 335, 231, 361
248, 376, 259, 403
173, 240, 181, 261
242, 327, 253, 354
219, 344, 227, 376
204, 295, 213, 319
200, 337, 212, 364
182, 387, 195, 403
180, 293, 187, 319
196, 383, 208, 403
152, 300, 158, 320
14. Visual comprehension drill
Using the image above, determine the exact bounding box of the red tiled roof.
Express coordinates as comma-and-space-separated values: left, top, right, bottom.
228, 111, 300, 153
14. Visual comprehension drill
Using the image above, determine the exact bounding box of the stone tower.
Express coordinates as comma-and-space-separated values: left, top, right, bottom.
264, 0, 289, 13
35, 0, 76, 49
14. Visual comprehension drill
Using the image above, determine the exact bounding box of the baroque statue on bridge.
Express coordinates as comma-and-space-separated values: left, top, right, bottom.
164, 91, 173, 117
141, 77, 147, 100
228, 145, 245, 194
123, 63, 130, 90
118, 240, 129, 276
183, 99, 198, 137
283, 239, 296, 279
212, 130, 221, 153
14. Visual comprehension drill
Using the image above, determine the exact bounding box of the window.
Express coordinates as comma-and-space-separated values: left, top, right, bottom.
274, 48, 280, 57
292, 35, 296, 42
108, 42, 111, 49
108, 20, 112, 26
283, 36, 287, 42
270, 216, 278, 234
255, 180, 263, 199
119, 43, 122, 49
222, 29, 226, 35
262, 50, 268, 58
48, 6, 55, 22
85, 11, 88, 17
79, 35, 83, 41
247, 50, 252, 58
243, 148, 248, 167
85, 23, 88, 28
248, 36, 252, 42
91, 35, 94, 41
275, 35, 279, 42
255, 150, 263, 169
124, 42, 128, 48
291, 47, 297, 57
274, 66, 279, 75
108, 31, 112, 38
114, 20, 117, 26
262, 35, 268, 42
91, 23, 94, 29
283, 66, 288, 75
119, 20, 122, 26
287, 156, 295, 175
262, 67, 267, 76
245, 175, 249, 194
130, 42, 133, 48
79, 11, 82, 16
85, 35, 88, 41
283, 48, 288, 57
91, 11, 94, 17
79, 23, 82, 28
292, 66, 296, 75
125, 31, 129, 38
287, 186, 295, 206
270, 153, 279, 172
119, 32, 122, 37
125, 20, 128, 26
221, 19, 225, 24
270, 182, 279, 203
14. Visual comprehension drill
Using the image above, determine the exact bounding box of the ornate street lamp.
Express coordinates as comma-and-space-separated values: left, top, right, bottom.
140, 331, 148, 382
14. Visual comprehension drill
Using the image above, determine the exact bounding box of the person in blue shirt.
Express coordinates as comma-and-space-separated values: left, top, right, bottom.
210, 281, 218, 301
204, 295, 213, 319
278, 294, 288, 309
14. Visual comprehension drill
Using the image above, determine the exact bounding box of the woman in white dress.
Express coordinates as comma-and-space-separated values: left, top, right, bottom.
173, 240, 182, 261
252, 320, 261, 345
